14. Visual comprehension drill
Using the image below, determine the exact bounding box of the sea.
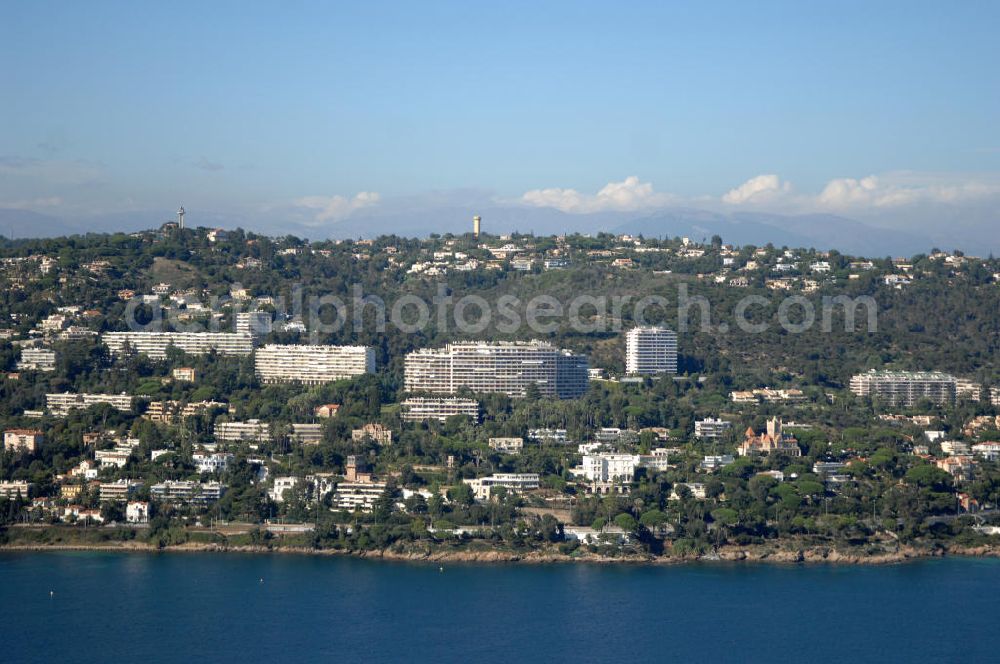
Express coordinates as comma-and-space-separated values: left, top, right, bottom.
2, 552, 999, 663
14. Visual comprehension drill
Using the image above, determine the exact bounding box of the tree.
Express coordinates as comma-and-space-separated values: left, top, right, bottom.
613, 512, 638, 533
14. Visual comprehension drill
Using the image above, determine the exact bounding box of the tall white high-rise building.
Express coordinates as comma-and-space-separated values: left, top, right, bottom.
625, 327, 678, 375
404, 340, 589, 399
255, 344, 375, 384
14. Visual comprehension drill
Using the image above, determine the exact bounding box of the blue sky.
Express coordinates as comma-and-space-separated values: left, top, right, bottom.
1, 1, 998, 238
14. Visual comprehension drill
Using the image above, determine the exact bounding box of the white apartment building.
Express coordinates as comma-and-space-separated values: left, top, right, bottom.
214, 420, 271, 443
955, 379, 983, 402
193, 451, 235, 473
331, 482, 387, 512
47, 392, 134, 416
95, 448, 132, 468
102, 331, 254, 359
126, 501, 150, 524
254, 344, 375, 384
99, 480, 143, 503
17, 347, 56, 372
849, 370, 957, 406
489, 437, 524, 454
639, 448, 673, 473
150, 480, 225, 504
351, 423, 392, 445
580, 454, 639, 483
463, 473, 540, 500
625, 326, 678, 375
972, 443, 1000, 462
289, 423, 323, 445
0, 481, 32, 499
404, 341, 589, 399
400, 397, 480, 422
235, 311, 273, 337
701, 455, 735, 471
270, 476, 300, 502
144, 400, 228, 422
695, 418, 733, 439
528, 428, 569, 443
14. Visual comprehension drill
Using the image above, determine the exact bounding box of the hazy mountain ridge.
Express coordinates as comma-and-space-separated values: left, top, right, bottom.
0, 204, 940, 257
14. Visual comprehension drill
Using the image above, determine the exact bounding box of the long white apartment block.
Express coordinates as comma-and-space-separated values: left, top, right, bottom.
463, 473, 540, 500
103, 331, 254, 359
400, 397, 480, 422
254, 344, 375, 384
625, 326, 678, 375
214, 420, 271, 443
849, 370, 957, 406
404, 340, 589, 399
47, 392, 134, 416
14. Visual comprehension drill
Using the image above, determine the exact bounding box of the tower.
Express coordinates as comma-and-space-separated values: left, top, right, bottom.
177, 206, 185, 229
473, 215, 481, 239
625, 326, 678, 375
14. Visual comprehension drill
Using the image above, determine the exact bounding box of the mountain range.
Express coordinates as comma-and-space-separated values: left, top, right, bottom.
0, 204, 952, 258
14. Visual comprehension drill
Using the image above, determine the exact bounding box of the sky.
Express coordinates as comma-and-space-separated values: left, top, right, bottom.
1, 1, 999, 246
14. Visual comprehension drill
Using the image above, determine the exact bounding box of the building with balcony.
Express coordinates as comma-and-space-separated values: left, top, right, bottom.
254, 344, 375, 384
400, 397, 480, 422
849, 370, 957, 406
4, 429, 43, 454
17, 347, 56, 372
47, 392, 134, 416
102, 331, 254, 359
463, 473, 540, 500
625, 326, 678, 375
695, 418, 733, 439
404, 341, 588, 399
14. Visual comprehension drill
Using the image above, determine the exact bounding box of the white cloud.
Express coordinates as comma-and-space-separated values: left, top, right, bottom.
817, 173, 1000, 209
292, 191, 380, 223
521, 176, 674, 213
722, 174, 792, 204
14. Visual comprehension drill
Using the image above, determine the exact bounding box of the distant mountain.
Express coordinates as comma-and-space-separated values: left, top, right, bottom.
614, 209, 933, 256
0, 203, 940, 257
304, 205, 637, 240
314, 205, 935, 256
0, 208, 80, 239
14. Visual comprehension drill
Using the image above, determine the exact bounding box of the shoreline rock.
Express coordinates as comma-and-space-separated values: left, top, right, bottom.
1, 540, 997, 565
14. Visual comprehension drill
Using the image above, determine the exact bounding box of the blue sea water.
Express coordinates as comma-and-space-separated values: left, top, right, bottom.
2, 552, 999, 663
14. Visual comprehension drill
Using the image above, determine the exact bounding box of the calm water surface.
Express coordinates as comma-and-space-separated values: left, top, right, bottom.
2, 552, 999, 663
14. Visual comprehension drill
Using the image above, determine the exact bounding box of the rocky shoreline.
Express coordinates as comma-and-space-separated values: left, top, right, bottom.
3, 540, 999, 565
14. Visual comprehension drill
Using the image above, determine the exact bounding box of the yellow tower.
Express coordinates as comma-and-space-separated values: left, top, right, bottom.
473, 215, 481, 238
